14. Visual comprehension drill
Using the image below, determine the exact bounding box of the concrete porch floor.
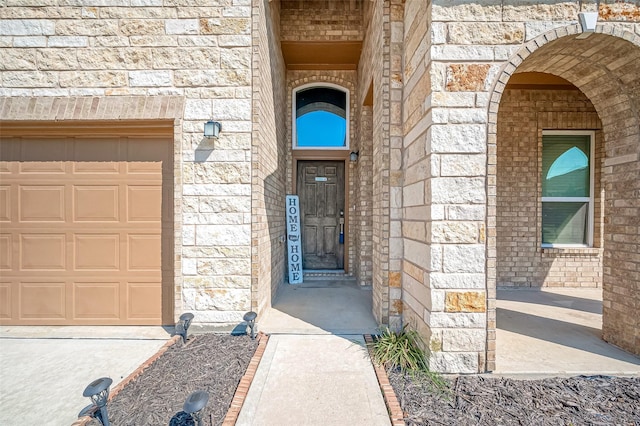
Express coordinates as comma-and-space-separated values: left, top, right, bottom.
496, 287, 640, 375
262, 280, 640, 375
260, 277, 380, 335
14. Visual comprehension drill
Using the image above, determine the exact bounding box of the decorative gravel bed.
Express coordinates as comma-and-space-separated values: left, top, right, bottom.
389, 371, 640, 425
86, 334, 259, 426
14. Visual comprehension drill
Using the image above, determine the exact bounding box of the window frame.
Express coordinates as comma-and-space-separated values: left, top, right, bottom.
292, 83, 350, 150
541, 130, 595, 248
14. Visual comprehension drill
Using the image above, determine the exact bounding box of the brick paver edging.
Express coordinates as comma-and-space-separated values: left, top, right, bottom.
222, 332, 269, 425
364, 334, 406, 426
72, 334, 182, 426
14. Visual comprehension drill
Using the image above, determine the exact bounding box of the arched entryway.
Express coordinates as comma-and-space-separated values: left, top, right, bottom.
487, 24, 640, 372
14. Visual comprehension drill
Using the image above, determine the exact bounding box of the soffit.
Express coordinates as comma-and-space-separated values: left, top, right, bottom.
281, 41, 362, 70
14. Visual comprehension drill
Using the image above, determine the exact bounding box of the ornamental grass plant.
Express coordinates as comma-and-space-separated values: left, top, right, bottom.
370, 326, 449, 394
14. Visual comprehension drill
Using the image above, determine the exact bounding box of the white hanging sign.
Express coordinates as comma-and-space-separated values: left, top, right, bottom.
286, 195, 303, 284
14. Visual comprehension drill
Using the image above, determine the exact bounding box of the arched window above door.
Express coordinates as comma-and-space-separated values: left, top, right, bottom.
293, 84, 349, 149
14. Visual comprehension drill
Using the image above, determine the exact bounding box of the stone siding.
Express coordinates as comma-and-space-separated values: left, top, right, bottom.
0, 1, 254, 326
497, 88, 604, 288
403, 0, 488, 373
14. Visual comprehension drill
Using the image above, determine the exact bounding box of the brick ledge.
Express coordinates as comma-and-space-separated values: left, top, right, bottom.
222, 332, 269, 425
364, 334, 406, 426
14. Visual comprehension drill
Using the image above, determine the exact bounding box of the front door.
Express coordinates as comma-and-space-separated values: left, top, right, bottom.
297, 161, 345, 270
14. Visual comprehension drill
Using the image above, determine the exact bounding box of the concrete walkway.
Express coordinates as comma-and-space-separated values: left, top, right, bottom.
237, 279, 390, 425
236, 334, 390, 426
0, 326, 170, 426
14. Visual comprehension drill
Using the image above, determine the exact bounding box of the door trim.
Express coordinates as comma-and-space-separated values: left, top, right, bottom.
292, 150, 350, 273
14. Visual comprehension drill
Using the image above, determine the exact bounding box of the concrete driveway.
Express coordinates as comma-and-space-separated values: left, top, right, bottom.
0, 326, 171, 426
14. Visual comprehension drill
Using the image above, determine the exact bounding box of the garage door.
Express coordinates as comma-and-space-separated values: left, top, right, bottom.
0, 130, 173, 325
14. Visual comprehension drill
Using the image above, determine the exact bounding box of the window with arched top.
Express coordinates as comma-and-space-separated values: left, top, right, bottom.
293, 84, 349, 149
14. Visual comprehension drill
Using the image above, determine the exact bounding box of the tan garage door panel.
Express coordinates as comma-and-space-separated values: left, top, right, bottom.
0, 135, 172, 325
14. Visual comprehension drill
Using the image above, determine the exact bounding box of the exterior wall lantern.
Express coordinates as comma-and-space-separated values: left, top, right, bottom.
204, 120, 221, 139
350, 151, 359, 162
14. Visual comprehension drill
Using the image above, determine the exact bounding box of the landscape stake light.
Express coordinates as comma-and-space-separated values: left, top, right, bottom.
243, 311, 257, 339
81, 377, 112, 426
176, 312, 195, 344
183, 390, 209, 426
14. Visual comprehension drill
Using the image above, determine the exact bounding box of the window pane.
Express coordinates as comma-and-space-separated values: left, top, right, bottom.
542, 202, 588, 245
296, 87, 347, 148
542, 135, 590, 197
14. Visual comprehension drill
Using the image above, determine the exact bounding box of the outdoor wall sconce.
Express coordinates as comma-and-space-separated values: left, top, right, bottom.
243, 311, 257, 339
79, 377, 113, 426
204, 120, 221, 139
183, 390, 209, 426
577, 12, 598, 39
176, 312, 195, 344
350, 151, 359, 162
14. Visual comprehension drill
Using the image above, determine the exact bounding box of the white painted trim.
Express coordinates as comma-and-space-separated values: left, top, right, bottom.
541, 130, 595, 248
292, 82, 350, 150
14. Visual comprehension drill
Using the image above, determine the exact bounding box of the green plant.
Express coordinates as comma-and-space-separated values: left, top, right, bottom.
371, 325, 429, 372
369, 326, 449, 393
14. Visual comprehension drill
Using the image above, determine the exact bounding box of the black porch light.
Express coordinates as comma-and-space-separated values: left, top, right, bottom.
80, 377, 112, 426
243, 311, 257, 339
350, 151, 359, 162
176, 312, 195, 344
183, 390, 209, 426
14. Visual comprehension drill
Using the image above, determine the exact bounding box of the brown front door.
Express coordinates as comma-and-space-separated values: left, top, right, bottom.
297, 161, 345, 270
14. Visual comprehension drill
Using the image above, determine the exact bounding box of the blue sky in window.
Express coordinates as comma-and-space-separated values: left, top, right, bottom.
547, 146, 588, 180
297, 111, 346, 147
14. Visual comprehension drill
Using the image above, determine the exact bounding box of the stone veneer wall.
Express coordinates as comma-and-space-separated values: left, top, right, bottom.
402, 0, 489, 373
0, 1, 254, 326
251, 0, 287, 317
497, 88, 604, 288
399, 0, 640, 373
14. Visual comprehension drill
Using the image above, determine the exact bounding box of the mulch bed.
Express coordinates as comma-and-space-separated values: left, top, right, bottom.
389, 371, 640, 425
80, 331, 639, 426
87, 334, 258, 426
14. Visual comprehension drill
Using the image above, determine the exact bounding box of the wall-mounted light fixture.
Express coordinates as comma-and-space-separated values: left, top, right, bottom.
350, 151, 359, 162
204, 120, 221, 139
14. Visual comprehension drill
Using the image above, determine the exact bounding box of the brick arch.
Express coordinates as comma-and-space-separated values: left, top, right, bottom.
486, 23, 640, 367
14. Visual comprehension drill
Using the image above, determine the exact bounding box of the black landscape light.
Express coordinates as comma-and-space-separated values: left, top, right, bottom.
176, 312, 195, 344
183, 390, 209, 426
81, 377, 112, 426
243, 311, 257, 339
